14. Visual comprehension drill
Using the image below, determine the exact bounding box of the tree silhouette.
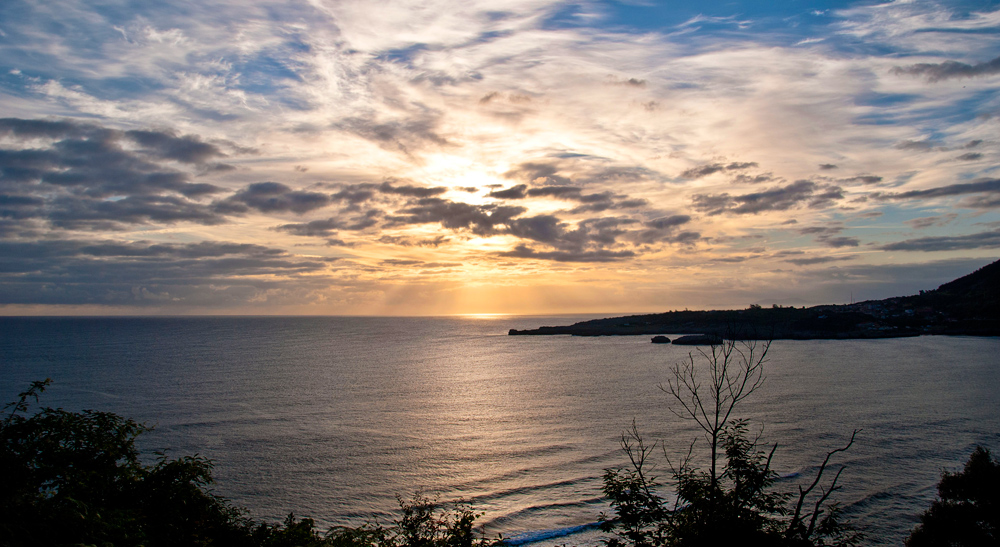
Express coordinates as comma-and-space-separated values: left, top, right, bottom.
906, 446, 999, 547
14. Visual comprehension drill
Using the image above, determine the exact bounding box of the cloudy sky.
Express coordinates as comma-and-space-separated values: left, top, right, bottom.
0, 0, 998, 315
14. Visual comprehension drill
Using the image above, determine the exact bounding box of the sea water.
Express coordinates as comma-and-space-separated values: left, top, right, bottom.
1, 316, 998, 546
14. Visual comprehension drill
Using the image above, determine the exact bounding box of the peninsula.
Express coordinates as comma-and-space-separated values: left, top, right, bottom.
509, 259, 1000, 339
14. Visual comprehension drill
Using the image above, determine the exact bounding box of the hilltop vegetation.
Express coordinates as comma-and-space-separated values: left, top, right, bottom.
510, 258, 1000, 339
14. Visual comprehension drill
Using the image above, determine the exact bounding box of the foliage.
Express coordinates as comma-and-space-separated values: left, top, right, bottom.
905, 446, 1000, 547
0, 379, 494, 547
1, 378, 256, 547
599, 422, 669, 547
601, 335, 862, 547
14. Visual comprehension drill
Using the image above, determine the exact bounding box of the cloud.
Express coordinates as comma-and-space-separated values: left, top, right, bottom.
692, 180, 842, 215
338, 113, 451, 155
796, 225, 859, 248
819, 164, 838, 170
841, 175, 883, 185
0, 238, 333, 307
732, 173, 774, 185
872, 178, 1000, 207
526, 186, 583, 198
894, 139, 937, 151
891, 55, 1000, 82
680, 161, 758, 179
957, 152, 983, 161
214, 182, 332, 214
275, 209, 381, 236
876, 229, 1000, 252
386, 198, 525, 236
497, 244, 635, 263
489, 184, 528, 199
906, 214, 958, 229
377, 234, 449, 247
503, 162, 572, 185
379, 181, 449, 198
784, 255, 856, 266
0, 118, 243, 230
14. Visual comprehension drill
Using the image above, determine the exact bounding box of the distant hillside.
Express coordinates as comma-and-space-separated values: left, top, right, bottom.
906, 259, 1000, 317
510, 258, 1000, 339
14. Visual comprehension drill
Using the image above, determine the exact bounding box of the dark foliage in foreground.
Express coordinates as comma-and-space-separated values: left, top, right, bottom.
599, 422, 860, 547
906, 446, 1000, 547
0, 379, 493, 547
599, 335, 862, 547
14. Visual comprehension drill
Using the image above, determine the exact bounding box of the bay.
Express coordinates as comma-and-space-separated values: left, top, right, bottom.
1, 316, 998, 546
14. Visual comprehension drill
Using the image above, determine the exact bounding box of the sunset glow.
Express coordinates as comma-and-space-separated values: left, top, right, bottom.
0, 0, 998, 315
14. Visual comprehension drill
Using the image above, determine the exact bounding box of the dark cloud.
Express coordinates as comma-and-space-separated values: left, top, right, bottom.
379, 181, 448, 198
797, 226, 841, 236
568, 195, 649, 214
338, 114, 450, 155
214, 182, 332, 214
386, 198, 525, 236
629, 215, 696, 244
326, 181, 447, 209
507, 215, 566, 244
820, 236, 860, 248
479, 91, 532, 105
957, 152, 983, 161
692, 180, 840, 215
906, 213, 958, 229
46, 195, 226, 230
894, 139, 937, 151
0, 118, 249, 231
960, 194, 1000, 209
784, 255, 856, 266
607, 76, 646, 87
489, 184, 528, 199
842, 175, 882, 185
796, 225, 858, 247
819, 164, 838, 170
0, 238, 333, 307
891, 55, 1000, 82
876, 229, 1000, 252
275, 218, 343, 237
526, 186, 582, 198
331, 183, 379, 206
497, 244, 635, 262
503, 162, 572, 185
963, 140, 983, 149
732, 173, 774, 185
377, 235, 449, 247
124, 129, 226, 165
680, 161, 758, 179
872, 178, 1000, 206
275, 209, 381, 236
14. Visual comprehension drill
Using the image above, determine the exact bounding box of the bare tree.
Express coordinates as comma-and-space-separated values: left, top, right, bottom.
660, 331, 770, 503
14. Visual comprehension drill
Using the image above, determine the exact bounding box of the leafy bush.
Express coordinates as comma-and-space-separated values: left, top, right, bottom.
906, 446, 999, 546
600, 336, 862, 547
1, 379, 256, 546
0, 379, 496, 547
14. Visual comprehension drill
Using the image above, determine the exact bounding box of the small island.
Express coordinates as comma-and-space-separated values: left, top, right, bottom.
510, 259, 1000, 339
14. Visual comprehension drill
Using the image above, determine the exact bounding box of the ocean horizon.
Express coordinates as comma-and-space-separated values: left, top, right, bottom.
3, 315, 998, 546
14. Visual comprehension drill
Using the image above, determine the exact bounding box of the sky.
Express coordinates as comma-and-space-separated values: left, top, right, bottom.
0, 0, 998, 316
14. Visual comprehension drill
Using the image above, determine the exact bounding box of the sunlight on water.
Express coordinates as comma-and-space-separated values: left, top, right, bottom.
1, 316, 998, 546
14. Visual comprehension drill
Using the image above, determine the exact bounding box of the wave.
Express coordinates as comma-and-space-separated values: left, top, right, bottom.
501, 522, 602, 546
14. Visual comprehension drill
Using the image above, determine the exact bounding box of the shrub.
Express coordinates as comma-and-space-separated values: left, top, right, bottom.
906, 446, 999, 546
600, 336, 861, 547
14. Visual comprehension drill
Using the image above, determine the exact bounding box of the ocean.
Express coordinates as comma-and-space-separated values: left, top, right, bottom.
1, 315, 998, 546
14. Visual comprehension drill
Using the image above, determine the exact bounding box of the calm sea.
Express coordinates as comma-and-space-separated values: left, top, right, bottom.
1, 316, 998, 546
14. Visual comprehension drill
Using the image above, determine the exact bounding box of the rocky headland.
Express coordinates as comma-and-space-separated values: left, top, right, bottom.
509, 259, 1000, 340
